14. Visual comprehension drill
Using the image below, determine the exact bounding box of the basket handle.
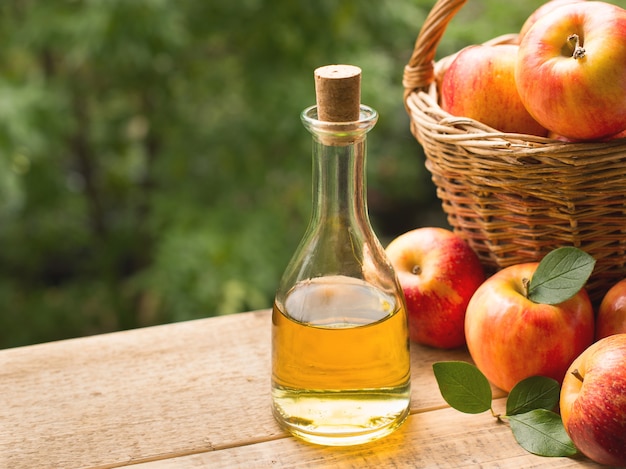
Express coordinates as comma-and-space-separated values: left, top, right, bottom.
402, 0, 467, 101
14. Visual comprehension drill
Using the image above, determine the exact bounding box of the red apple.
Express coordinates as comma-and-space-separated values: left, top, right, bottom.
440, 44, 548, 136
464, 262, 594, 392
385, 227, 485, 349
560, 334, 626, 466
518, 0, 586, 42
596, 278, 626, 340
516, 1, 626, 140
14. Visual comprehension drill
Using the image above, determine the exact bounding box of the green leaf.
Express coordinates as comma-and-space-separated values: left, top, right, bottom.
506, 376, 560, 416
528, 247, 595, 305
508, 409, 579, 457
432, 361, 492, 414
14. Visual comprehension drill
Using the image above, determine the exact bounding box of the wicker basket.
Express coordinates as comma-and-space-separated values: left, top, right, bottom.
403, 0, 626, 303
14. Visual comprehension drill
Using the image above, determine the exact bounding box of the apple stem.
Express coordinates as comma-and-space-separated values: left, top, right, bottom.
568, 34, 586, 60
522, 277, 530, 298
571, 368, 584, 383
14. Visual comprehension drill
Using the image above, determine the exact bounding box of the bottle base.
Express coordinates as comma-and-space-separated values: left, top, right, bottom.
272, 387, 411, 446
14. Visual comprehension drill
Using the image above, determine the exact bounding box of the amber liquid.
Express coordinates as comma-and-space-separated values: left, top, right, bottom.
271, 276, 411, 446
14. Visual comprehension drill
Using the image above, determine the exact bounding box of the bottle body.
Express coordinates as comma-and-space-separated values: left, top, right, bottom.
271, 106, 411, 446
272, 275, 410, 446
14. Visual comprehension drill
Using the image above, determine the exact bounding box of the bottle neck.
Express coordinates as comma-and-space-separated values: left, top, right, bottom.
310, 136, 367, 228
302, 105, 377, 231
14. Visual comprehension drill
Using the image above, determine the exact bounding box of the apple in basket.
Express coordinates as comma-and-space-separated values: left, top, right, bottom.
560, 334, 626, 467
385, 227, 485, 349
440, 44, 548, 136
464, 258, 594, 392
518, 0, 587, 42
516, 1, 626, 140
596, 278, 626, 340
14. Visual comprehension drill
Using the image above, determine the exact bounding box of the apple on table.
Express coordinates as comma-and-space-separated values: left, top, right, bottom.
596, 278, 626, 340
385, 227, 485, 349
560, 334, 626, 467
464, 261, 594, 392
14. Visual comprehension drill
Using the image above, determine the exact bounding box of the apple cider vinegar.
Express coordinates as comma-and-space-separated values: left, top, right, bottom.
272, 65, 411, 446
271, 276, 411, 446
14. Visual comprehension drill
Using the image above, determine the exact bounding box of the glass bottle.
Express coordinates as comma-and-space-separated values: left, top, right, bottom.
271, 65, 411, 446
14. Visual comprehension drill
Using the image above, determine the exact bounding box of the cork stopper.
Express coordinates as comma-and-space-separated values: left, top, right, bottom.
314, 65, 361, 122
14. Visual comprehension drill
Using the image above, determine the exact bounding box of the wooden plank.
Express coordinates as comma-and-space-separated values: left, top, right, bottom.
0, 310, 277, 469
123, 400, 601, 469
0, 309, 495, 469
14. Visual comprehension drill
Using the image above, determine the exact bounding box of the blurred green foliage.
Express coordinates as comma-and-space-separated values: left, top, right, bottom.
0, 0, 558, 348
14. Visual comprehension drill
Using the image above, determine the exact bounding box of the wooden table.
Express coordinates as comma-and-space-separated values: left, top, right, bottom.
0, 309, 602, 468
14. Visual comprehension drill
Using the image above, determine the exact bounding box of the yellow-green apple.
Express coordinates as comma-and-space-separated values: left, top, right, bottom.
596, 278, 626, 340
516, 1, 626, 140
560, 334, 626, 466
464, 262, 594, 392
518, 0, 586, 42
440, 44, 548, 136
385, 227, 485, 349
